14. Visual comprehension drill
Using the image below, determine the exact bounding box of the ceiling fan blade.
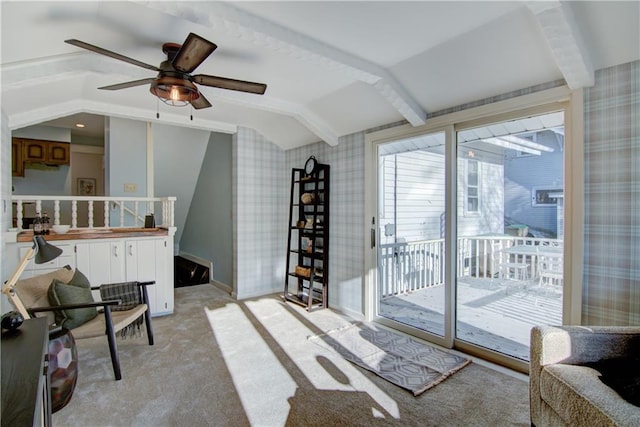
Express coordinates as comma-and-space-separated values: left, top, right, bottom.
65, 39, 160, 72
193, 75, 267, 95
98, 78, 155, 90
172, 33, 217, 74
191, 92, 212, 110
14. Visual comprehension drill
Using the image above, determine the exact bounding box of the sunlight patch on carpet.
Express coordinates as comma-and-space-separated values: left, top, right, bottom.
309, 323, 471, 396
205, 304, 296, 426
246, 298, 401, 419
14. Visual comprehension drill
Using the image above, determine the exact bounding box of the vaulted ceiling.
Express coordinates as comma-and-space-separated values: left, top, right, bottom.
2, 1, 638, 149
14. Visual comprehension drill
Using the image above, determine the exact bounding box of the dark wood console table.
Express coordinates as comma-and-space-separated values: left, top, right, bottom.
1, 317, 51, 427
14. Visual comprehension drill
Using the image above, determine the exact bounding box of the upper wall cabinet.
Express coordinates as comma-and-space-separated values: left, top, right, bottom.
12, 138, 71, 175
11, 139, 24, 177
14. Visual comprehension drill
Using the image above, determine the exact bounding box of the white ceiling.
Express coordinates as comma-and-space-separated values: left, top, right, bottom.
2, 1, 638, 150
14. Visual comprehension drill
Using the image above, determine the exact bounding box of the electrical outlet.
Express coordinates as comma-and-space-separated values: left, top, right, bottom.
124, 183, 137, 193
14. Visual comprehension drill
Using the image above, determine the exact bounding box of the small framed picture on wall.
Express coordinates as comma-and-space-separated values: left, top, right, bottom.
77, 178, 96, 196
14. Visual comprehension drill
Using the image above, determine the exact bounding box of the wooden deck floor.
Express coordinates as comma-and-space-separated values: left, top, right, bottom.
378, 277, 563, 360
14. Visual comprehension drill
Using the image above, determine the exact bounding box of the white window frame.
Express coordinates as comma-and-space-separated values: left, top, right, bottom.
464, 159, 480, 216
364, 85, 584, 372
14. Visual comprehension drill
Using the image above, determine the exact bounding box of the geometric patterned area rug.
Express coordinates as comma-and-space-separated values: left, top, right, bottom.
309, 323, 471, 396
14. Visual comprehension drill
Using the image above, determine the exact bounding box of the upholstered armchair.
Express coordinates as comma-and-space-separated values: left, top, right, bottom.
530, 325, 640, 426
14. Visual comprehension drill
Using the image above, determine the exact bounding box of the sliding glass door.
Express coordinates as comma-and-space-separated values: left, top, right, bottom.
375, 130, 448, 339
455, 111, 565, 360
366, 101, 570, 367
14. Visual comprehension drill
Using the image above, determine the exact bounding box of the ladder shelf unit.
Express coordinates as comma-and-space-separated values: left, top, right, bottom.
283, 163, 330, 311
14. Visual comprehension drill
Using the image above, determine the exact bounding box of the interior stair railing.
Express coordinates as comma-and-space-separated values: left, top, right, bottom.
11, 195, 176, 231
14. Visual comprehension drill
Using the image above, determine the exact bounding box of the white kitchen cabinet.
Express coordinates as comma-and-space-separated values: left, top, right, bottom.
75, 240, 126, 300
6, 235, 174, 317
124, 238, 173, 316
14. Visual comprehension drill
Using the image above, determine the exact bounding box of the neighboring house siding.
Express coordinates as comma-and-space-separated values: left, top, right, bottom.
380, 151, 446, 242
379, 152, 503, 243
504, 129, 564, 236
457, 159, 504, 237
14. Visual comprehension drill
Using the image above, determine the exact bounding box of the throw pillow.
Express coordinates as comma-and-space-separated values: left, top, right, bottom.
69, 268, 91, 288
587, 357, 640, 407
48, 271, 98, 329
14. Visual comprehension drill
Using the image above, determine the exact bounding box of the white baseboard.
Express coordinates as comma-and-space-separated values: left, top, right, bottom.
329, 304, 365, 321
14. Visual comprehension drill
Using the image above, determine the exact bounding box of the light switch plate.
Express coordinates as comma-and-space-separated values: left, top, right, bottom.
124, 183, 137, 192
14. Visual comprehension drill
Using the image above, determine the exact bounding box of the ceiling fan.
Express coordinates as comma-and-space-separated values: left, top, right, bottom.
65, 32, 267, 110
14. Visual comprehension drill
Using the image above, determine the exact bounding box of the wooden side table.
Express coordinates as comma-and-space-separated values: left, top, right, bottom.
1, 317, 51, 427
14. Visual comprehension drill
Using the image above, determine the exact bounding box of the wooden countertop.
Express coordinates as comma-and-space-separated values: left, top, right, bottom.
17, 227, 169, 242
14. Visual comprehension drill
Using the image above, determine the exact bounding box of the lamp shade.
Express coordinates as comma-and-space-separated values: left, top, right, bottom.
34, 235, 63, 264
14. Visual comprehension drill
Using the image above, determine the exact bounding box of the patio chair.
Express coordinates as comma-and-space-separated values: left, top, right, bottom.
538, 254, 563, 287
10, 266, 154, 381
493, 248, 529, 281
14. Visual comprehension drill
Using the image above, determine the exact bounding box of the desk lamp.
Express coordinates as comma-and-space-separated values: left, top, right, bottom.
2, 236, 62, 318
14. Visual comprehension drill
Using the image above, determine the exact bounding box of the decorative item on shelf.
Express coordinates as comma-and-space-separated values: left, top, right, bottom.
306, 239, 313, 253
144, 213, 156, 228
305, 218, 314, 229
42, 212, 51, 235
301, 192, 315, 204
52, 224, 70, 234
33, 212, 44, 235
304, 155, 318, 176
296, 220, 306, 228
295, 265, 311, 278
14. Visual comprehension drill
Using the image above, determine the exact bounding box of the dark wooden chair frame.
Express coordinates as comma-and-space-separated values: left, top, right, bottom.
28, 281, 155, 381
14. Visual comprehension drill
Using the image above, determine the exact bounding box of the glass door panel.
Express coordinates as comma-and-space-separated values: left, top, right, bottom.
455, 111, 565, 360
376, 131, 447, 337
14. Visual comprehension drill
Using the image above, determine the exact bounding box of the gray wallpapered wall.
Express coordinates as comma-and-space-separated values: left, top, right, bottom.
232, 60, 640, 325
233, 127, 288, 300
583, 60, 640, 325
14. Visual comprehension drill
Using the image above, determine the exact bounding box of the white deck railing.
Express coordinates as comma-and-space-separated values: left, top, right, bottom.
379, 239, 445, 297
379, 235, 562, 298
11, 195, 176, 230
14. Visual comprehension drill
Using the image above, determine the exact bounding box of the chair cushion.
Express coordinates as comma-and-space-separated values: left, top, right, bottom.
587, 357, 640, 407
48, 269, 98, 329
15, 267, 74, 309
540, 363, 640, 425
71, 304, 148, 339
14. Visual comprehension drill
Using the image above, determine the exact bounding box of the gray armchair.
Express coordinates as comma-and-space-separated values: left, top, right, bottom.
530, 325, 640, 426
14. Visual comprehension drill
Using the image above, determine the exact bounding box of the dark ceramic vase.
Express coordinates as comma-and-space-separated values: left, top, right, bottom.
48, 328, 78, 413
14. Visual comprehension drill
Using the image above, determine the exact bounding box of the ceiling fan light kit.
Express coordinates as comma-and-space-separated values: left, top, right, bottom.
150, 76, 199, 107
64, 32, 267, 113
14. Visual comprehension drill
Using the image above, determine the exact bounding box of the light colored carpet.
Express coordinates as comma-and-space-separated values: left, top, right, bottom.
53, 284, 531, 426
309, 323, 471, 396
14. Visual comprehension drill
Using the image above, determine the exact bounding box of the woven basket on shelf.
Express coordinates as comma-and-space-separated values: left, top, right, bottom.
300, 192, 315, 204
295, 265, 311, 278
